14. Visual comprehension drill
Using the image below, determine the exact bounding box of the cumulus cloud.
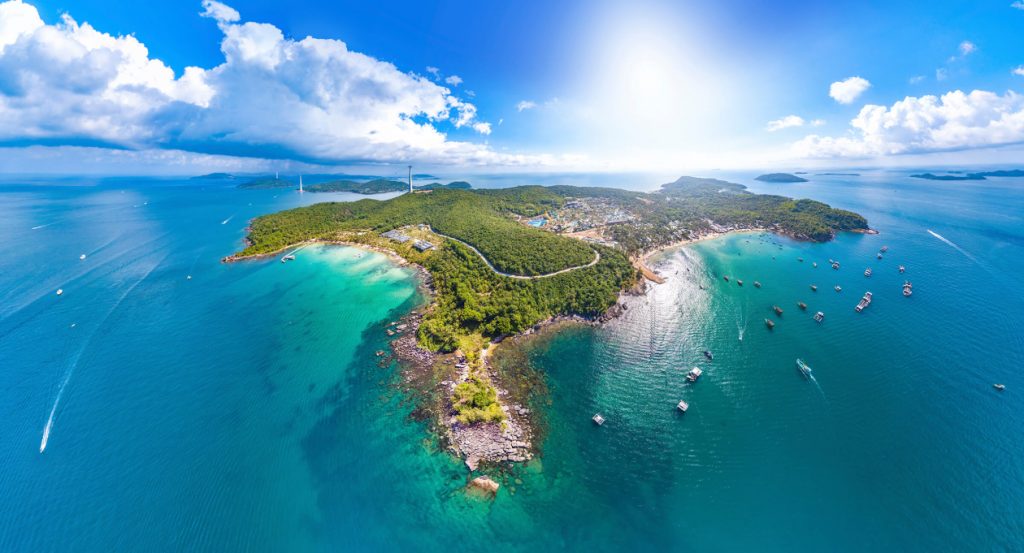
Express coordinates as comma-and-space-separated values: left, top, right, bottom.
516, 100, 537, 112
955, 40, 977, 59
1013, 66, 1024, 76
0, 1, 515, 165
765, 115, 805, 132
810, 119, 826, 127
793, 89, 1024, 158
829, 76, 871, 104
425, 66, 439, 79
444, 75, 462, 86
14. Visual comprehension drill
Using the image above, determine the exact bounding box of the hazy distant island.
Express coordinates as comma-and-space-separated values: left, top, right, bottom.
234, 175, 473, 194
755, 173, 809, 183
819, 172, 861, 176
191, 172, 236, 180
912, 170, 1024, 181
226, 175, 868, 469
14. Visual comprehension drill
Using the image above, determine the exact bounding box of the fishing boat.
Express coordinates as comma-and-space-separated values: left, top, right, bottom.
835, 285, 842, 292
796, 358, 812, 378
56, 289, 63, 296
753, 281, 761, 288
855, 291, 873, 312
677, 400, 689, 412
994, 384, 1006, 391
832, 261, 840, 270
687, 367, 703, 382
813, 311, 825, 323
864, 268, 872, 277
903, 281, 913, 297
812, 262, 818, 268
880, 246, 889, 253
798, 302, 807, 310
773, 305, 783, 315
737, 280, 743, 286
704, 350, 714, 360
592, 414, 605, 425
723, 275, 730, 282
764, 318, 775, 329
899, 265, 906, 273
810, 284, 818, 291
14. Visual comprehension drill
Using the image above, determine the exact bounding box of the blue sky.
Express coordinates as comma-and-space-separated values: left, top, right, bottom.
1, 0, 1023, 174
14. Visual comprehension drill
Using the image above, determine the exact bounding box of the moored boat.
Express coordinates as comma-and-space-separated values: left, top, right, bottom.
737, 280, 743, 286
723, 275, 730, 282
994, 384, 1005, 391
773, 305, 783, 315
864, 268, 872, 277
592, 413, 605, 425
880, 246, 889, 253
835, 285, 842, 292
798, 301, 807, 310
899, 265, 906, 273
813, 311, 824, 323
754, 281, 761, 288
855, 291, 873, 312
810, 284, 818, 291
903, 281, 913, 297
832, 261, 840, 270
687, 367, 703, 382
677, 400, 689, 412
765, 318, 775, 329
703, 350, 714, 360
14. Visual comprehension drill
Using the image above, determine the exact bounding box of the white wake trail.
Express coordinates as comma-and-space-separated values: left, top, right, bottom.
39, 257, 165, 453
221, 214, 235, 225
927, 229, 977, 262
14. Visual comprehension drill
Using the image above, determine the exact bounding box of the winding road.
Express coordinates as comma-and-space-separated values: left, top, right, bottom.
428, 228, 600, 279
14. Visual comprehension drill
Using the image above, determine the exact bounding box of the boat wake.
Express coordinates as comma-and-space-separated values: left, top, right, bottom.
31, 224, 51, 230
221, 214, 235, 225
927, 229, 977, 263
39, 256, 165, 453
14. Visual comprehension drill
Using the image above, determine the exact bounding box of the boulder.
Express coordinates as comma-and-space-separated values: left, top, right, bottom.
469, 476, 500, 495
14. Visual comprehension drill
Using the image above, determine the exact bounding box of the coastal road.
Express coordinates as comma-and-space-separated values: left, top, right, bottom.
428, 228, 601, 279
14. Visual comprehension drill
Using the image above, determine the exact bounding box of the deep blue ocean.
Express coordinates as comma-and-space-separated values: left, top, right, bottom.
1, 172, 1022, 551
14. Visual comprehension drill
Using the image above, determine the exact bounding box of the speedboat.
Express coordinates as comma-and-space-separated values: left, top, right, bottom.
703, 350, 714, 360
835, 285, 842, 292
813, 311, 825, 323
79, 254, 86, 260
810, 285, 818, 291
765, 318, 775, 329
796, 358, 812, 378
994, 384, 1006, 391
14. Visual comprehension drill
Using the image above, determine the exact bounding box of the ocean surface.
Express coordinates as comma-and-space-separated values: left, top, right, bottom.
1, 172, 1022, 551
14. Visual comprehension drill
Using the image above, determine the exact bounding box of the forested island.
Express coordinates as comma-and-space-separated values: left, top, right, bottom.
912, 170, 1024, 181
755, 173, 809, 183
228, 175, 867, 467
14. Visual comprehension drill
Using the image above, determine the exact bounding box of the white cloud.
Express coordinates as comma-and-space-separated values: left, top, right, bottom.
1014, 1, 1024, 9
425, 66, 439, 80
829, 76, 870, 104
793, 89, 1024, 158
936, 68, 948, 81
810, 119, 826, 127
444, 75, 462, 86
909, 75, 926, 84
957, 40, 976, 58
516, 100, 537, 112
0, 1, 519, 166
200, 0, 239, 25
1013, 66, 1024, 76
765, 115, 805, 132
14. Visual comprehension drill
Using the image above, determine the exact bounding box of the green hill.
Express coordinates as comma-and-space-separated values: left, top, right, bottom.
755, 173, 809, 183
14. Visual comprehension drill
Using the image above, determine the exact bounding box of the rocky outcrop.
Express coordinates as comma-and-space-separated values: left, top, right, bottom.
468, 475, 500, 495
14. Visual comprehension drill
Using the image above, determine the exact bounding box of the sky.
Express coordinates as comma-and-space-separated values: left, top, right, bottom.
0, 0, 1023, 174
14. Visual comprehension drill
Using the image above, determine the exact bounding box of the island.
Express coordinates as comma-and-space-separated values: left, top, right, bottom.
237, 177, 295, 189
755, 173, 809, 183
912, 170, 1024, 181
225, 175, 868, 469
305, 178, 408, 193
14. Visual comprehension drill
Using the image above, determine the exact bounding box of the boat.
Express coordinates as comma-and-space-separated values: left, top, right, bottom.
737, 280, 743, 286
877, 253, 883, 259
899, 265, 906, 273
835, 285, 842, 292
773, 305, 783, 315
677, 400, 689, 412
703, 350, 714, 360
903, 281, 913, 297
880, 246, 889, 253
798, 257, 804, 262
56, 289, 63, 296
687, 367, 703, 382
753, 281, 761, 288
796, 358, 812, 378
592, 413, 605, 426
281, 254, 296, 263
765, 318, 775, 329
813, 262, 818, 268
810, 285, 818, 291
798, 302, 807, 310
832, 261, 840, 270
186, 275, 192, 280
813, 311, 825, 323
723, 275, 730, 282
864, 268, 872, 277
79, 254, 86, 260
994, 384, 1006, 391
855, 291, 873, 312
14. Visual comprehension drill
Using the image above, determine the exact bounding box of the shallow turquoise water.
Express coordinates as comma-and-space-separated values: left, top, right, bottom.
1, 174, 1023, 551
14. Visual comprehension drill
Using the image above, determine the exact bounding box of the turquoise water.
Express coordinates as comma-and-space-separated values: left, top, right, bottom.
1, 174, 1023, 551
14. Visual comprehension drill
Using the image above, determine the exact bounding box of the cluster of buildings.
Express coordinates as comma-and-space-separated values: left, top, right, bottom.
382, 229, 434, 251
536, 197, 636, 233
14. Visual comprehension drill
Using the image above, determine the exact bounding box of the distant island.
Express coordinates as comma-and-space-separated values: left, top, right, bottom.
819, 172, 861, 176
234, 175, 474, 194
912, 170, 1024, 181
191, 172, 236, 180
227, 176, 868, 466
755, 173, 808, 183
237, 178, 295, 189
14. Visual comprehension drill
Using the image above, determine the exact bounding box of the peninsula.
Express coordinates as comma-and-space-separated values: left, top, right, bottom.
228, 175, 868, 467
